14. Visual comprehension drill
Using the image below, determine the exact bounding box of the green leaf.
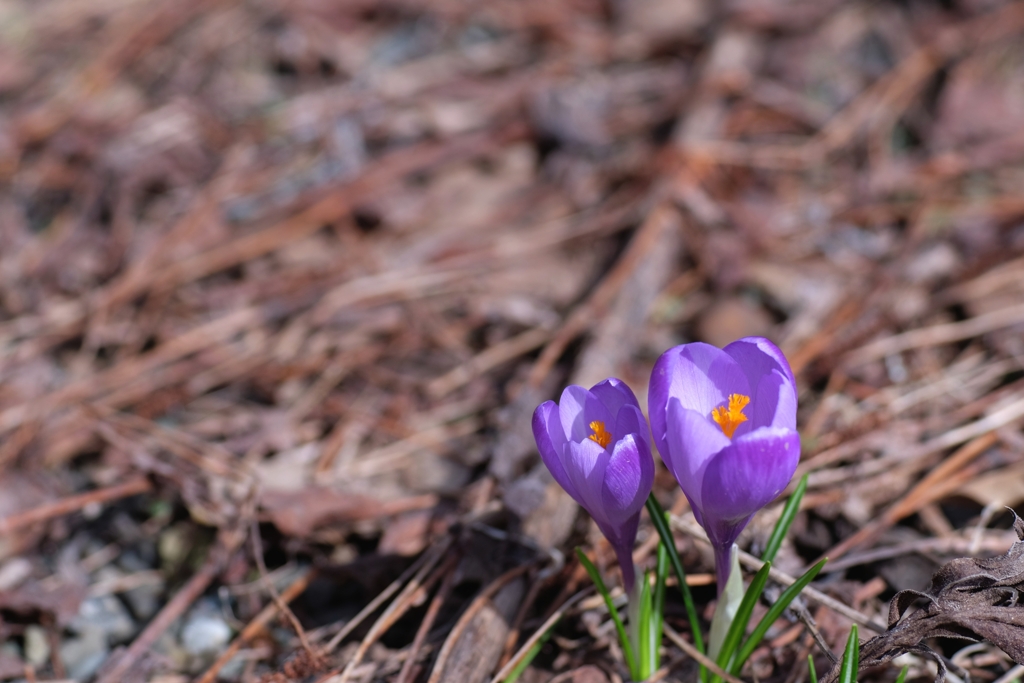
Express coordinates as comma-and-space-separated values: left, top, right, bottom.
503, 621, 556, 683
808, 654, 818, 683
645, 495, 705, 655
838, 624, 859, 683
652, 539, 668, 665
638, 570, 654, 679
762, 473, 808, 564
731, 558, 828, 674
575, 548, 638, 678
712, 560, 772, 682
893, 665, 908, 683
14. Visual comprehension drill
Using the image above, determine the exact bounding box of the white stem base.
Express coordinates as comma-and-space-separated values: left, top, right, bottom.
708, 543, 743, 661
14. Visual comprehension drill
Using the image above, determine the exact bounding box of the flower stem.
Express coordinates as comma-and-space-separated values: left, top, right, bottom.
627, 578, 644, 678
708, 544, 743, 660
713, 542, 734, 595
615, 545, 637, 596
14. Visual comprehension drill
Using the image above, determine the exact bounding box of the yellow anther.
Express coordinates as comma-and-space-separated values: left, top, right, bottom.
711, 394, 750, 439
588, 420, 613, 448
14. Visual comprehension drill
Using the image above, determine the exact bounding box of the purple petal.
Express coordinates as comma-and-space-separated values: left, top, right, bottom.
600, 434, 654, 527
614, 404, 651, 451
724, 337, 797, 431
589, 378, 641, 425
565, 438, 611, 524
699, 426, 800, 547
558, 385, 614, 444
726, 336, 796, 386
664, 398, 732, 514
649, 343, 750, 458
532, 401, 577, 499
557, 385, 589, 442
753, 371, 797, 432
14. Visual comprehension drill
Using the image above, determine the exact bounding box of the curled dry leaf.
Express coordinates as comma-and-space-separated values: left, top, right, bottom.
0, 580, 87, 627
823, 511, 1024, 683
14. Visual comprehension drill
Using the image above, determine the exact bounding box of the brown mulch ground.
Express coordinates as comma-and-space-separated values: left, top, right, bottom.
2, 0, 1024, 681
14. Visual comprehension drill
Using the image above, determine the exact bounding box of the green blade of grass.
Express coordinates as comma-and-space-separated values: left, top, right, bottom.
645, 495, 705, 655
638, 570, 654, 679
653, 538, 668, 664
712, 560, 772, 682
837, 624, 859, 683
808, 654, 818, 683
503, 621, 556, 683
575, 548, 638, 678
893, 665, 908, 683
762, 473, 808, 564
731, 558, 828, 674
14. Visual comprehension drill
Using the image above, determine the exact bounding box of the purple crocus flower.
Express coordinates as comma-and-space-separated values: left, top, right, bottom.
648, 337, 800, 591
532, 378, 655, 591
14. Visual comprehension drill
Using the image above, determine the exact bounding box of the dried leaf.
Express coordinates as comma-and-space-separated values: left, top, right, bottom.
823, 512, 1024, 683
957, 462, 1024, 514
377, 509, 433, 556
0, 580, 87, 627
260, 488, 437, 537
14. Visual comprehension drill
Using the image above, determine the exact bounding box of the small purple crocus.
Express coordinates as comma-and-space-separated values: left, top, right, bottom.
532, 378, 655, 591
648, 337, 800, 592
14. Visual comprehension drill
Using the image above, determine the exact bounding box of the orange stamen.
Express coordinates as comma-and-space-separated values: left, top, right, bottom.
711, 394, 750, 439
587, 420, 613, 448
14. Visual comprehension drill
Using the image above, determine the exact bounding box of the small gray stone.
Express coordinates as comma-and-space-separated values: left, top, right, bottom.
71, 596, 136, 643
60, 628, 109, 681
219, 651, 248, 680
0, 557, 32, 591
23, 625, 49, 667
181, 613, 232, 656
123, 581, 163, 621
116, 550, 150, 573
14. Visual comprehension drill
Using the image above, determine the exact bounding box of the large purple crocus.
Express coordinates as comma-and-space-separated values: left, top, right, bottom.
532, 378, 655, 591
648, 337, 800, 591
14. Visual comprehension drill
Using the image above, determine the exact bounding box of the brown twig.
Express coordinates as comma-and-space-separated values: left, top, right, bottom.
0, 477, 152, 535
424, 562, 534, 683
335, 538, 454, 682
320, 538, 450, 657
663, 624, 746, 683
671, 516, 887, 634
821, 530, 1015, 573
526, 199, 679, 389
395, 552, 460, 683
488, 587, 593, 683
428, 327, 552, 399
195, 567, 316, 683
250, 520, 316, 658
97, 536, 237, 683
844, 303, 1024, 367
820, 431, 1000, 562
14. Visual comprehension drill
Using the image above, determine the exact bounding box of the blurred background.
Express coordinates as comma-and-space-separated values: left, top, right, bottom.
2, 0, 1024, 681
